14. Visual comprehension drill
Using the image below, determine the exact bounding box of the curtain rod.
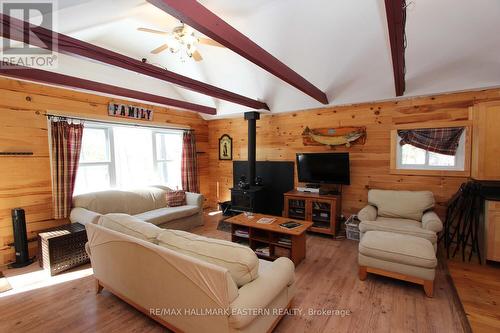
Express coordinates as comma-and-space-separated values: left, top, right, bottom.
44, 113, 193, 131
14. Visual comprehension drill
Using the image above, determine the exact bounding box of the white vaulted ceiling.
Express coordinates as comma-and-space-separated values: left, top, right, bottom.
3, 0, 500, 119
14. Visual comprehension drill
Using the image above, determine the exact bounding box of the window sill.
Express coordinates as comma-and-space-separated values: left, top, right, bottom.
389, 168, 470, 177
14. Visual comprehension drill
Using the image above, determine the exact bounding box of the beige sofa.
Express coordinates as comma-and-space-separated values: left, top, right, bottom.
70, 186, 203, 230
357, 189, 443, 250
86, 214, 295, 333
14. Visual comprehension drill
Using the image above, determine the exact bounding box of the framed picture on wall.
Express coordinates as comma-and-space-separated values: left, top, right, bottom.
219, 134, 233, 160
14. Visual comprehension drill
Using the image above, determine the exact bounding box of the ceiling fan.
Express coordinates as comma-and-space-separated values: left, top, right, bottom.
138, 23, 225, 62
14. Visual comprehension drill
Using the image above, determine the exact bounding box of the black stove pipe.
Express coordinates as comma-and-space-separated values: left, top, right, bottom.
244, 111, 260, 186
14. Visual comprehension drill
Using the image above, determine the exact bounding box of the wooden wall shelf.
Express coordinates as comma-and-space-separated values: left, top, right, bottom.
0, 152, 33, 156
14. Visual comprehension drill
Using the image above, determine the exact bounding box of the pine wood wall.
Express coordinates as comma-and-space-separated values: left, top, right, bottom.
208, 88, 500, 219
0, 78, 209, 265
2, 75, 500, 266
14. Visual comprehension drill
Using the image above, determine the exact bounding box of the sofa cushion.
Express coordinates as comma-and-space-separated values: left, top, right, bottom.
73, 187, 168, 215
359, 231, 437, 268
359, 217, 437, 244
166, 190, 187, 207
229, 257, 295, 328
358, 205, 377, 222
368, 189, 435, 221
157, 229, 259, 287
70, 207, 101, 225
422, 211, 443, 233
133, 205, 199, 226
98, 213, 162, 243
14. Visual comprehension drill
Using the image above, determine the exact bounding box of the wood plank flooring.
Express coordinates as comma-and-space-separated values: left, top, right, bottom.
0, 212, 470, 333
448, 260, 500, 333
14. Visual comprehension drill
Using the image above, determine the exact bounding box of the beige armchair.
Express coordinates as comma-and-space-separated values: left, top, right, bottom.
358, 189, 443, 250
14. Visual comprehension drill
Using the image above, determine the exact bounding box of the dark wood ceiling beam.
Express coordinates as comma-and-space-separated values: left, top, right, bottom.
147, 0, 329, 104
384, 0, 406, 96
0, 62, 217, 115
0, 13, 269, 111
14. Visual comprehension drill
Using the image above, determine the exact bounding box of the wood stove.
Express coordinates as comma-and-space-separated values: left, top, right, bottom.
230, 111, 266, 213
230, 187, 266, 213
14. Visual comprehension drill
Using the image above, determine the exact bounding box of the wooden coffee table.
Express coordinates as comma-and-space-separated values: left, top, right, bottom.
225, 213, 313, 265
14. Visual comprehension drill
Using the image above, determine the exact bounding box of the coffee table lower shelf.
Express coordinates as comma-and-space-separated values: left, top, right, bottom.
226, 214, 312, 266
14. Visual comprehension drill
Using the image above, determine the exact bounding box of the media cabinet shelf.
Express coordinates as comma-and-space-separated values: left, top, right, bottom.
283, 190, 341, 237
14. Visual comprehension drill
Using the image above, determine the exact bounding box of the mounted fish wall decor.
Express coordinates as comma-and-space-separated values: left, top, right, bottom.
302, 126, 366, 148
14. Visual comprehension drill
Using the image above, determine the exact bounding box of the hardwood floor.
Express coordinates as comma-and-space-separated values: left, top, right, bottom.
0, 212, 470, 333
448, 259, 500, 333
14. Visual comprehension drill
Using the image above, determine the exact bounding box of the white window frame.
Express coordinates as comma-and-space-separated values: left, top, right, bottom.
76, 121, 183, 194
152, 130, 183, 187
78, 124, 116, 188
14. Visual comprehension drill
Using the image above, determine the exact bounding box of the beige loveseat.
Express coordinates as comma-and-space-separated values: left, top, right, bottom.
70, 186, 203, 230
357, 189, 443, 250
86, 214, 295, 333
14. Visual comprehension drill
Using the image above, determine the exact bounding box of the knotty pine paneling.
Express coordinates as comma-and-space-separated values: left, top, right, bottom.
0, 77, 209, 265
207, 88, 500, 219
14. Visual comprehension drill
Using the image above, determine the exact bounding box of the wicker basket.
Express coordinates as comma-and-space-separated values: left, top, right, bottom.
37, 223, 89, 276
345, 215, 361, 241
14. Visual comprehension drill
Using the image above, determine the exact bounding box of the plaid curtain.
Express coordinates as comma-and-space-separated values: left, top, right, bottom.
181, 130, 200, 193
398, 127, 465, 156
50, 121, 84, 219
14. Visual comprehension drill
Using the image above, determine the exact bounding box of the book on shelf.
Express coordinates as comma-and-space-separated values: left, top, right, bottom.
277, 236, 291, 244
254, 247, 270, 256
234, 230, 249, 238
289, 200, 304, 208
313, 202, 330, 210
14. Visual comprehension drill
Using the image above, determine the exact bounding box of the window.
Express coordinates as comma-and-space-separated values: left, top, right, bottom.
74, 123, 183, 195
390, 122, 471, 177
397, 130, 466, 171
153, 132, 183, 189
76, 126, 113, 193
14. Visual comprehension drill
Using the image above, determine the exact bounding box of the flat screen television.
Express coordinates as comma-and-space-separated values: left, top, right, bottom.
296, 152, 350, 185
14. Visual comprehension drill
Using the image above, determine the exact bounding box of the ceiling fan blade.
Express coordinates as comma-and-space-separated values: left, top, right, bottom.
192, 50, 203, 62
138, 27, 168, 35
151, 44, 169, 54
198, 38, 225, 48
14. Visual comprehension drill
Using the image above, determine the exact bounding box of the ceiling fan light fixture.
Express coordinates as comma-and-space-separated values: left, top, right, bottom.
141, 23, 222, 62
170, 24, 199, 61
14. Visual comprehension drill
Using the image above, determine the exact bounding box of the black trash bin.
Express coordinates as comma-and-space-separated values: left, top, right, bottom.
218, 201, 232, 216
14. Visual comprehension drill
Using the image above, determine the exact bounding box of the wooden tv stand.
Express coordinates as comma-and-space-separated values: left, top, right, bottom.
283, 190, 341, 237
